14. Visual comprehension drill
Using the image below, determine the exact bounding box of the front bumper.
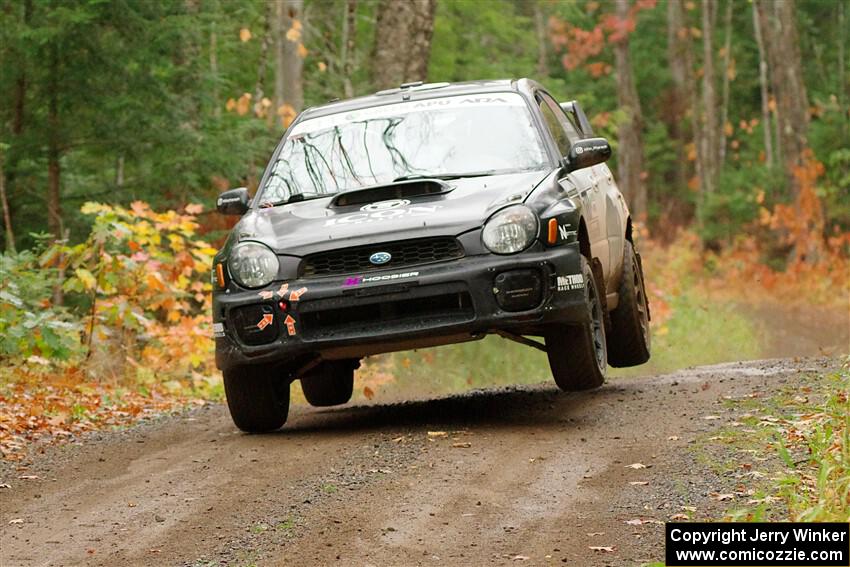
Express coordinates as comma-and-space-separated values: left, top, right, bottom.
213, 242, 587, 371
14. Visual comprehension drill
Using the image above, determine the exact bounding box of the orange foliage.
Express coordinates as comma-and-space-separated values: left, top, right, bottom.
0, 370, 205, 461
549, 1, 656, 73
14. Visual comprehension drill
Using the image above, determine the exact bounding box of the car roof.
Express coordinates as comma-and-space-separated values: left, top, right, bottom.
299, 78, 543, 120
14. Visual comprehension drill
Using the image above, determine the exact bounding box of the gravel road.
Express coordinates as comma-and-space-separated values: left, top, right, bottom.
0, 357, 838, 567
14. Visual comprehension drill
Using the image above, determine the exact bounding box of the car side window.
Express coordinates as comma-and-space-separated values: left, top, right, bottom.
537, 96, 572, 157
541, 93, 582, 143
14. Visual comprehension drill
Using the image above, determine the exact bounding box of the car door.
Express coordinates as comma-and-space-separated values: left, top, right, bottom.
535, 91, 610, 281
557, 99, 627, 280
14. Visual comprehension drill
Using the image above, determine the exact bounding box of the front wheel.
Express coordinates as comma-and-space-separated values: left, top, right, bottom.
544, 256, 607, 391
300, 360, 356, 407
223, 364, 291, 432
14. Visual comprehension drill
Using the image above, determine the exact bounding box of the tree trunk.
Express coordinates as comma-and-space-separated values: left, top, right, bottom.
757, 0, 810, 181
254, 1, 273, 105
838, 1, 847, 144
613, 0, 647, 221
756, 0, 822, 261
341, 0, 358, 98
372, 0, 437, 89
210, 21, 220, 118
47, 43, 62, 241
666, 0, 693, 195
699, 0, 718, 197
752, 0, 774, 169
534, 1, 549, 78
274, 0, 304, 115
718, 0, 733, 166
0, 154, 15, 253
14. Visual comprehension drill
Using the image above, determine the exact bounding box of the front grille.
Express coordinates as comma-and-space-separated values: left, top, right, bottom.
300, 237, 464, 278
299, 283, 474, 340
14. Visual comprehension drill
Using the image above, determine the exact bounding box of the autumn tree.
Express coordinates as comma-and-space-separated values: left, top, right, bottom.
755, 0, 823, 259
274, 0, 304, 114
613, 0, 647, 221
372, 0, 437, 89
665, 0, 695, 199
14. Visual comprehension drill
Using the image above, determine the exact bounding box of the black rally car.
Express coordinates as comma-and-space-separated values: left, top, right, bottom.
212, 79, 651, 432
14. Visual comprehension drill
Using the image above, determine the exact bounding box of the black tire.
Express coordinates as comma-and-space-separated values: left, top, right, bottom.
300, 360, 355, 407
544, 256, 607, 391
223, 364, 290, 433
607, 240, 651, 367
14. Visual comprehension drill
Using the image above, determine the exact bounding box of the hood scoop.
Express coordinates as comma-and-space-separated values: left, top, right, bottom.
330, 179, 453, 208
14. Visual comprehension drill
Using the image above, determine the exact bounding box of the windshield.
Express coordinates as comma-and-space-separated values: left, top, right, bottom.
257, 93, 549, 204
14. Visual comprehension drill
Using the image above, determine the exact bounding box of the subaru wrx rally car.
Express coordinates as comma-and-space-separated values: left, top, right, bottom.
212, 79, 651, 432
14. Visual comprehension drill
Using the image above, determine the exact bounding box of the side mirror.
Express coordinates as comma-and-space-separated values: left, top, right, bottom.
565, 138, 612, 172
216, 187, 250, 215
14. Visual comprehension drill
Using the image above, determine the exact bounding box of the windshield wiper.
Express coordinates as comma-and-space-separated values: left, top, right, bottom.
393, 169, 507, 182
260, 192, 328, 208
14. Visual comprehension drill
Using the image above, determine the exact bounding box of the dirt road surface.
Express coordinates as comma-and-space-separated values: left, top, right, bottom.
0, 357, 838, 567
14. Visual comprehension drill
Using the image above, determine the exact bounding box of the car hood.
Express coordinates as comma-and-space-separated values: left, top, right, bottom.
233, 169, 551, 256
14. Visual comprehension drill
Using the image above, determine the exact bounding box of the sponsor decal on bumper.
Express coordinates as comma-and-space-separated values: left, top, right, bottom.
557, 274, 583, 292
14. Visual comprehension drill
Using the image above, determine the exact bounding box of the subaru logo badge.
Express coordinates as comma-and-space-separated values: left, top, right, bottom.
360, 199, 410, 212
369, 252, 392, 265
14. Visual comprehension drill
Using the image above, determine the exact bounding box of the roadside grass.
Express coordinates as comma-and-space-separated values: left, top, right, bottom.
691, 363, 850, 523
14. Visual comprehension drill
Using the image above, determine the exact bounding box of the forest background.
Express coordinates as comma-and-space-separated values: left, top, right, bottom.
0, 0, 847, 457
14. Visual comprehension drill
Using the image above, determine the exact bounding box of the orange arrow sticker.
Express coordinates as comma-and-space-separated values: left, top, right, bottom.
258, 290, 274, 300
284, 314, 297, 336
289, 287, 308, 302
256, 313, 274, 330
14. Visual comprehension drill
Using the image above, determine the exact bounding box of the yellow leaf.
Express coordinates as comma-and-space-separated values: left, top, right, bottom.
297, 43, 308, 58
317, 61, 327, 72
277, 103, 297, 128
75, 268, 97, 291
236, 92, 252, 116
286, 22, 301, 42
239, 27, 251, 42
225, 98, 236, 112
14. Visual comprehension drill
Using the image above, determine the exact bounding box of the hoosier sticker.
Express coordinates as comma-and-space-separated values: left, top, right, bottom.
557, 274, 584, 291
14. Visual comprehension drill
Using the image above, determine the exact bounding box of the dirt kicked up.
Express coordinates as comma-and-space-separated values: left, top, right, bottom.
0, 357, 840, 567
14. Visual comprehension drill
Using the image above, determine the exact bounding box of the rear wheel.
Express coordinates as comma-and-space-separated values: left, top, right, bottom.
300, 360, 356, 407
544, 256, 607, 391
607, 241, 651, 367
223, 364, 290, 432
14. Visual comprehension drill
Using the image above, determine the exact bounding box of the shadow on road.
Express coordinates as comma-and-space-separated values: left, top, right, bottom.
279, 381, 634, 436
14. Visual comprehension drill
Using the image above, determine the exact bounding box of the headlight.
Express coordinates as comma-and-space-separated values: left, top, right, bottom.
482, 205, 539, 254
228, 242, 279, 288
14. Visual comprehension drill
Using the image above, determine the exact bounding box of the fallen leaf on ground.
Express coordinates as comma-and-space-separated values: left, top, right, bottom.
586, 532, 605, 536
427, 431, 447, 438
0, 483, 10, 489
589, 546, 615, 552
451, 442, 472, 448
625, 463, 647, 469
18, 475, 38, 480
512, 555, 529, 561
703, 415, 722, 420
668, 435, 679, 441
670, 513, 689, 520
629, 481, 649, 486
8, 518, 23, 524
711, 493, 734, 501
